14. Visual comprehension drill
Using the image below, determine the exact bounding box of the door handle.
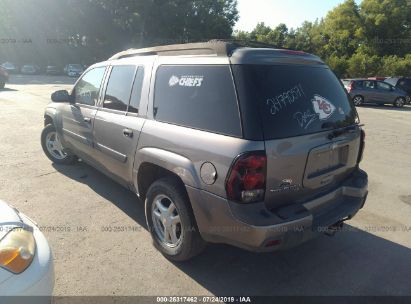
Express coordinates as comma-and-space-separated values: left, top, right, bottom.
123, 128, 133, 138
83, 117, 92, 123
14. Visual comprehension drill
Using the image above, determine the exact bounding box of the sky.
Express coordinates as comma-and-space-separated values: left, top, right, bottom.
235, 0, 362, 31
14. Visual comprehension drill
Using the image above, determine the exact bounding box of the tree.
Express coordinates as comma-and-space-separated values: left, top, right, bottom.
321, 0, 363, 58
361, 0, 411, 56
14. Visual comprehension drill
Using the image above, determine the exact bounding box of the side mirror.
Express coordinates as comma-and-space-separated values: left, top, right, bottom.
51, 90, 72, 103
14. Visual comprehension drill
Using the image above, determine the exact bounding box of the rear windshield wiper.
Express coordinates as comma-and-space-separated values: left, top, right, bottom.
325, 124, 363, 140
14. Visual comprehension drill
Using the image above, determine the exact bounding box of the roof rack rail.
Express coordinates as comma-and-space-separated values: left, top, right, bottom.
108, 39, 280, 60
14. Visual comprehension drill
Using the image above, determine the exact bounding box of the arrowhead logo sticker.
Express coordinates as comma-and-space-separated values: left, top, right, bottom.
311, 94, 336, 120
169, 75, 180, 87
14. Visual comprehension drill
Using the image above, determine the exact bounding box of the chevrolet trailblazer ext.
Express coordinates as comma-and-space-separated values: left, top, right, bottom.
41, 41, 368, 261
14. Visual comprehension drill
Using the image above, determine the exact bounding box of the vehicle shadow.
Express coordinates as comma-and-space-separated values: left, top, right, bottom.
358, 104, 411, 112
0, 88, 18, 92
53, 161, 411, 296
52, 161, 147, 229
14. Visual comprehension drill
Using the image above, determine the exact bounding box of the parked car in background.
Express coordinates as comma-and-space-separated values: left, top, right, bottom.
42, 41, 368, 261
346, 79, 408, 107
46, 65, 61, 75
0, 199, 54, 300
1, 62, 18, 74
384, 77, 411, 104
64, 64, 84, 77
0, 67, 9, 89
21, 65, 40, 75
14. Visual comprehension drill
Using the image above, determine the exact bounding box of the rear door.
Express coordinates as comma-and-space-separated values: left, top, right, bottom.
93, 63, 148, 184
362, 80, 377, 102
233, 64, 360, 210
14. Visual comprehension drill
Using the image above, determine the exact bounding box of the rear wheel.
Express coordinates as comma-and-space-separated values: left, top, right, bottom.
41, 124, 76, 165
353, 95, 364, 106
394, 97, 405, 108
145, 177, 206, 261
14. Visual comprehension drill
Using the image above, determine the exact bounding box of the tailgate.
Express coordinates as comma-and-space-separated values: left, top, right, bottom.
264, 130, 360, 210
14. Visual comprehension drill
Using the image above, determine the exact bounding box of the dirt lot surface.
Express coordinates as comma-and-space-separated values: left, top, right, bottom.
0, 75, 410, 296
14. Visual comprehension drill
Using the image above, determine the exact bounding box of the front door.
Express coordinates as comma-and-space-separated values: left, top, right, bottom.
60, 67, 106, 159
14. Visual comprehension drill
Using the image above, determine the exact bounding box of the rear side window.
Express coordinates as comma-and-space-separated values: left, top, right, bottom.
364, 81, 375, 89
353, 80, 363, 88
232, 65, 357, 140
153, 65, 241, 137
103, 65, 136, 111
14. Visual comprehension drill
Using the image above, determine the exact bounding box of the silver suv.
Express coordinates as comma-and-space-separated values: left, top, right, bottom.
41, 41, 368, 261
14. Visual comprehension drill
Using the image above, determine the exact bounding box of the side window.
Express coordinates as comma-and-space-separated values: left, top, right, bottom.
364, 81, 375, 89
74, 67, 106, 106
153, 65, 241, 137
354, 80, 363, 88
402, 79, 411, 89
103, 65, 136, 111
377, 82, 391, 91
128, 67, 144, 114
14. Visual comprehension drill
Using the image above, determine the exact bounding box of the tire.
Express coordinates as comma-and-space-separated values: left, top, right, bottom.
394, 97, 405, 108
145, 177, 206, 261
352, 95, 364, 106
41, 124, 76, 165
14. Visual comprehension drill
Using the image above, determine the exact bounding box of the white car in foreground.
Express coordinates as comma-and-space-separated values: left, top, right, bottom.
0, 200, 54, 302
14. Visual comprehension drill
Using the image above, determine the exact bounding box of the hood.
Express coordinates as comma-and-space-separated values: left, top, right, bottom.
0, 200, 23, 239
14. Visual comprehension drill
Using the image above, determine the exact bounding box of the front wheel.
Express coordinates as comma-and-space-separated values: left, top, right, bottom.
145, 177, 206, 261
394, 97, 405, 108
41, 124, 76, 165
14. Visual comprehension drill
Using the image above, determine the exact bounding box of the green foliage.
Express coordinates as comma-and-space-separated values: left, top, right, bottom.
346, 52, 381, 77
326, 56, 349, 78
360, 0, 411, 56
0, 0, 239, 65
234, 0, 411, 78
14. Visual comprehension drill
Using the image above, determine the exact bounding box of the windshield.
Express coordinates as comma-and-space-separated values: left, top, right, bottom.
232, 64, 358, 140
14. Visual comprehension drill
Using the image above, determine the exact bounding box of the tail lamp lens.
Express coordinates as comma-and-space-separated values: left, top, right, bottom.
226, 152, 267, 203
348, 83, 354, 93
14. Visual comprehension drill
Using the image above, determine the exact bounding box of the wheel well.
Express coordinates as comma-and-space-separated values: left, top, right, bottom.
137, 162, 186, 201
44, 115, 53, 126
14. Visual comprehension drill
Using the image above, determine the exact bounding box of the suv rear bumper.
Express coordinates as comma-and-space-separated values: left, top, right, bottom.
187, 169, 368, 252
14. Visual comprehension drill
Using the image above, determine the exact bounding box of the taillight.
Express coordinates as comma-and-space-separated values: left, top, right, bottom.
348, 82, 354, 93
225, 151, 267, 203
357, 129, 365, 163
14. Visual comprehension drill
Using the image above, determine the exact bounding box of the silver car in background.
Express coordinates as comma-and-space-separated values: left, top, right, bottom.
345, 79, 408, 107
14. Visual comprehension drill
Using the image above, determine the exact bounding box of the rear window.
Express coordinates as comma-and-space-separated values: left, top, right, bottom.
153, 65, 241, 137
232, 65, 357, 140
